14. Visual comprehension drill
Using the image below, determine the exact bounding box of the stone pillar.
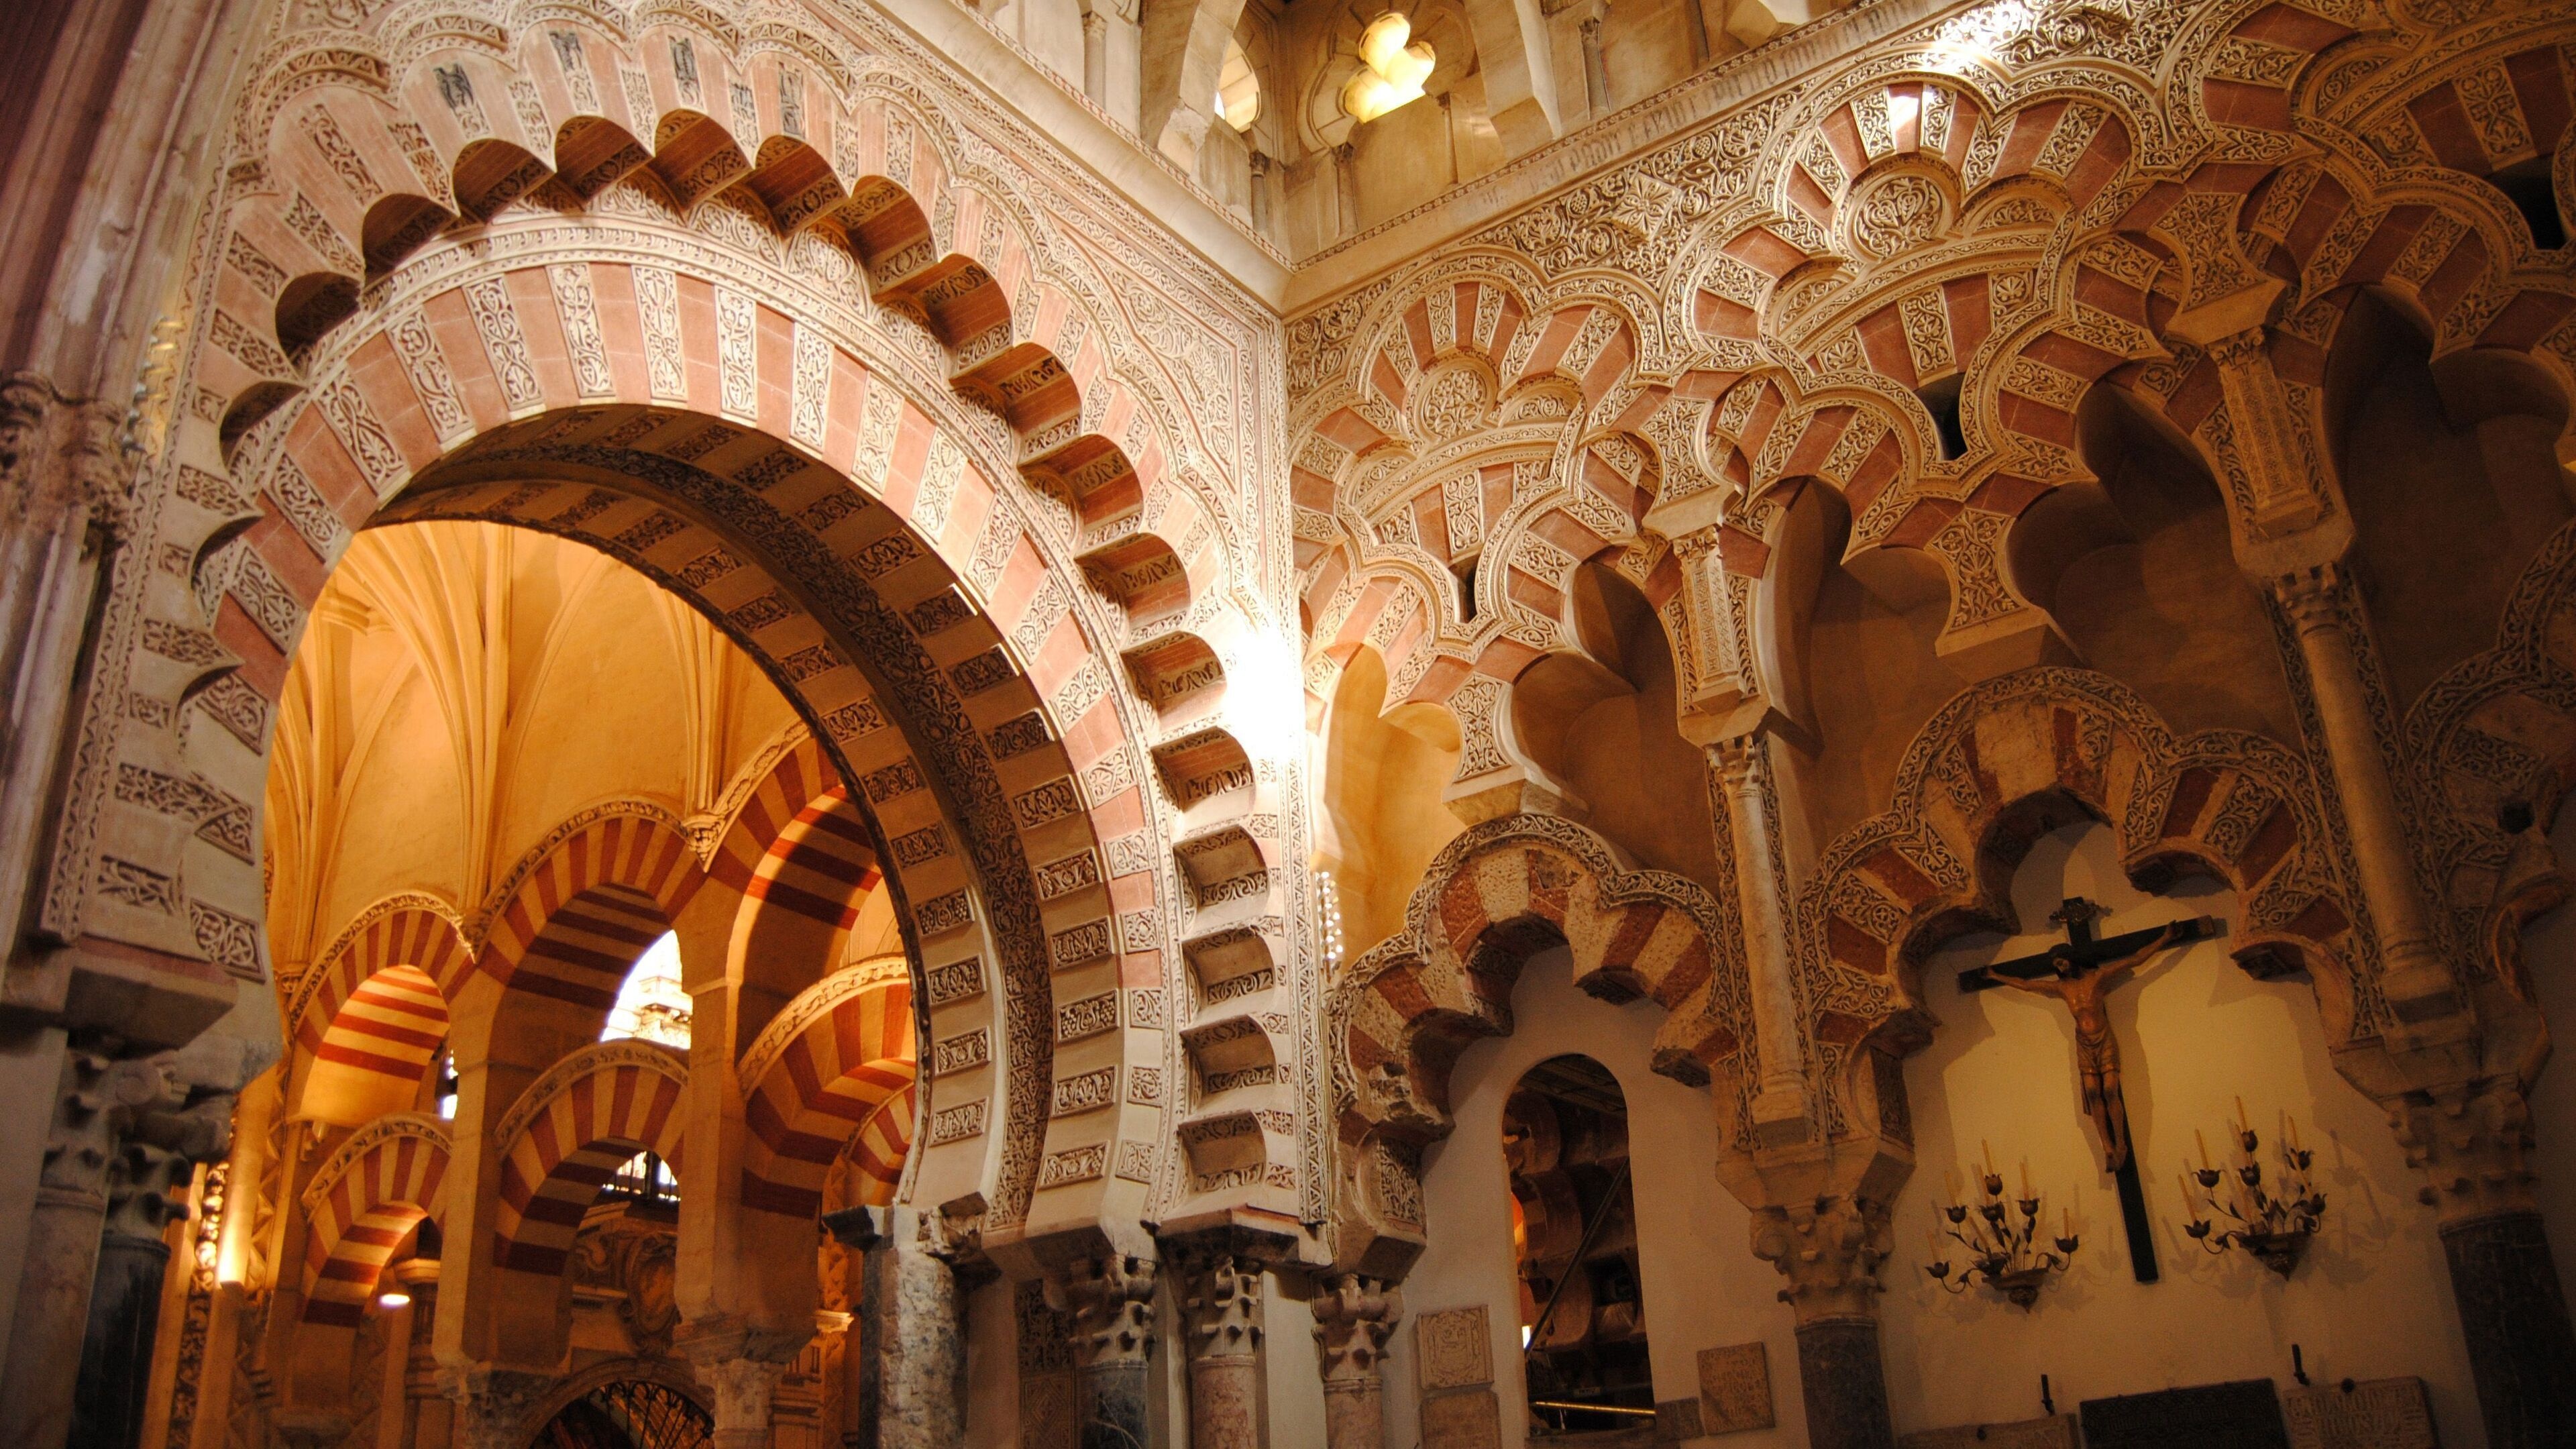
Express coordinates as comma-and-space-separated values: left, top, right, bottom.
1179, 1254, 1263, 1449
1310, 1275, 1399, 1449
2388, 1081, 2576, 1448
678, 1318, 811, 1449
1750, 1197, 1894, 1449
822, 1207, 963, 1449
1061, 1254, 1156, 1449
1708, 737, 1811, 1142
0, 1049, 181, 1449
395, 1261, 451, 1449
437, 1366, 554, 1449
2271, 566, 2463, 1032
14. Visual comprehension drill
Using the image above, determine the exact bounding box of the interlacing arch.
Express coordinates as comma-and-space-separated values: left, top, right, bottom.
489, 1040, 690, 1275
1789, 667, 2363, 1153
298, 1113, 453, 1326
1330, 812, 1745, 1271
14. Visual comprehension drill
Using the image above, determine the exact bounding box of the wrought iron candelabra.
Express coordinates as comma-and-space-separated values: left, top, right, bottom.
2181, 1102, 2326, 1277
1925, 1150, 2078, 1311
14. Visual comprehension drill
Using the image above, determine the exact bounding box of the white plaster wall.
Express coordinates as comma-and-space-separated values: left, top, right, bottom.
1883, 822, 2485, 1444
1386, 944, 1805, 1449
1265, 1278, 1327, 1448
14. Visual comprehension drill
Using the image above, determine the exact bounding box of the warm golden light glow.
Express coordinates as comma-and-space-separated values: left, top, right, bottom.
1340, 13, 1434, 123
1216, 37, 1260, 131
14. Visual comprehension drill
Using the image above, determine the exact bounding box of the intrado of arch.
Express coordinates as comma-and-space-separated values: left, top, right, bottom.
286, 895, 468, 1126
488, 1039, 691, 1276
297, 1113, 453, 1326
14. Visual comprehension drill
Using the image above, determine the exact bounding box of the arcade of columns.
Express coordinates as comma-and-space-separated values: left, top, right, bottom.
4, 0, 2576, 1445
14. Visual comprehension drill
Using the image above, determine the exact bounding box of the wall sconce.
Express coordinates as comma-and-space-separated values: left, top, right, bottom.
1925, 1148, 2077, 1310
1340, 13, 1434, 123
2181, 1102, 2325, 1276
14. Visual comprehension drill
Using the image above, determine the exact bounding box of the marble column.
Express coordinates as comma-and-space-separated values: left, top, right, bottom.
437, 1366, 555, 1449
1310, 1275, 1399, 1449
1061, 1254, 1156, 1449
822, 1207, 963, 1449
1708, 736, 1811, 1142
2271, 566, 2462, 1031
1179, 1254, 1263, 1449
1751, 1197, 1894, 1449
2390, 1080, 2576, 1448
0, 1049, 181, 1449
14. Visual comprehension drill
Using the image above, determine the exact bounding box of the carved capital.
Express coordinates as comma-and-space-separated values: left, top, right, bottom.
1706, 735, 1771, 794
1749, 1195, 1890, 1326
1309, 1274, 1401, 1385
1179, 1253, 1265, 1364
676, 1313, 811, 1432
2270, 563, 2347, 635
437, 1366, 555, 1449
2387, 1079, 2539, 1227
1061, 1253, 1159, 1369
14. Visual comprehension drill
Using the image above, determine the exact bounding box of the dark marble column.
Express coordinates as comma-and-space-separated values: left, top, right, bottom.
1061, 1254, 1156, 1449
824, 1207, 963, 1449
1751, 1195, 1894, 1449
2392, 1081, 2576, 1449
1310, 1275, 1399, 1449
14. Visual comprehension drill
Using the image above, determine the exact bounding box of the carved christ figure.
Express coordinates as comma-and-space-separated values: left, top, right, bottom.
1983, 921, 2182, 1173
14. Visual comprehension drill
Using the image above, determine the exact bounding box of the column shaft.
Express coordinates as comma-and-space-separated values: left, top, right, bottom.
1794, 1320, 1895, 1449
2274, 569, 2455, 1020
1710, 737, 1809, 1138
1310, 1275, 1397, 1449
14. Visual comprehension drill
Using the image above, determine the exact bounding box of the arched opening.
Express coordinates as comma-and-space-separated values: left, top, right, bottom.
1505, 1053, 1652, 1436
533, 1378, 712, 1449
2326, 287, 2574, 711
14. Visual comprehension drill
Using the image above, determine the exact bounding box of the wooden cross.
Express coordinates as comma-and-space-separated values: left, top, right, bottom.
1959, 898, 2221, 1284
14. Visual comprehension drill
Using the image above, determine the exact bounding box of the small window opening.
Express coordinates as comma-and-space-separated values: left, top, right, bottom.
603, 932, 691, 1049
1507, 1054, 1652, 1437
1216, 37, 1260, 132
2491, 155, 2565, 251
1452, 554, 1480, 621
1919, 374, 1968, 460
603, 1151, 680, 1205
429, 1042, 459, 1120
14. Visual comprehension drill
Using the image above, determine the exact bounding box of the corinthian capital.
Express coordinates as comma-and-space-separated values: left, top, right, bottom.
1310, 1274, 1401, 1383
1750, 1195, 1890, 1326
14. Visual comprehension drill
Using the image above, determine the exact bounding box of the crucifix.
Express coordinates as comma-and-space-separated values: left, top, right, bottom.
1959, 898, 2220, 1284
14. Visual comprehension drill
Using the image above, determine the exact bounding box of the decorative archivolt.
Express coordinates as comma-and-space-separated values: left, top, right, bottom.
1787, 667, 2363, 1150
1327, 812, 1745, 1273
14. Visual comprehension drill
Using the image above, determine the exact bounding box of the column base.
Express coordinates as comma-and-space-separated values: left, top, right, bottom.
2441, 1211, 2576, 1449
1794, 1316, 1894, 1449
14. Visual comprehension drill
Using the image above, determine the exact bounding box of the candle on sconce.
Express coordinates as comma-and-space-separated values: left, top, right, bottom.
2021, 1158, 2033, 1197
2236, 1095, 2249, 1134
2198, 1128, 2212, 1169
1984, 1140, 1997, 1176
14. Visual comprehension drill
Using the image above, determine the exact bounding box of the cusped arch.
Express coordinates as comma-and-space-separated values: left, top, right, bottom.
1330, 813, 1742, 1273
1796, 667, 2363, 1150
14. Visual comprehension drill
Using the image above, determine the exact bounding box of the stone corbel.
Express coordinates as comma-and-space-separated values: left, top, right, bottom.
1440, 673, 1589, 826
2167, 280, 2332, 541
